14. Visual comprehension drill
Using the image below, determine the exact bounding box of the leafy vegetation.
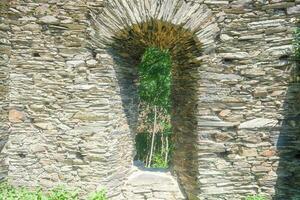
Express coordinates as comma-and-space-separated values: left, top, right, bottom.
244, 195, 267, 200
47, 187, 78, 200
293, 28, 300, 60
135, 47, 173, 168
293, 27, 300, 81
87, 190, 107, 200
0, 183, 107, 200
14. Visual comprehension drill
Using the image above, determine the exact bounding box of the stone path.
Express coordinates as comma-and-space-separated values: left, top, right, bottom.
122, 164, 185, 200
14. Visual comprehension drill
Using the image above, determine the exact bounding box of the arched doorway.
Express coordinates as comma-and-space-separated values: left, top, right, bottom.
89, 1, 219, 198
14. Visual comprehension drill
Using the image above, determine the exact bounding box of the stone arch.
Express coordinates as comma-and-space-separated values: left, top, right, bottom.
89, 0, 220, 199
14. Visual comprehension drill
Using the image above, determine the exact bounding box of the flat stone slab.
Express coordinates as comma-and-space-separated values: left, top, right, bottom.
122, 165, 185, 199
239, 118, 278, 129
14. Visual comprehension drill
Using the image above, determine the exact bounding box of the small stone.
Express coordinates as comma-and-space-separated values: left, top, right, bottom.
19, 16, 37, 22
66, 60, 85, 68
86, 59, 98, 67
9, 109, 25, 123
220, 34, 233, 41
201, 186, 233, 194
31, 144, 46, 153
248, 19, 285, 29
270, 90, 284, 97
214, 132, 232, 142
23, 24, 41, 31
34, 122, 54, 130
29, 104, 45, 111
253, 88, 268, 98
0, 38, 10, 45
70, 85, 96, 90
239, 118, 278, 129
243, 136, 261, 143
261, 150, 277, 157
287, 5, 300, 15
241, 68, 266, 77
231, 0, 252, 8
239, 34, 264, 40
72, 111, 108, 121
240, 148, 258, 157
39, 178, 53, 188
252, 166, 270, 172
220, 52, 250, 60
198, 120, 236, 127
0, 24, 10, 31
39, 16, 59, 24
219, 109, 231, 117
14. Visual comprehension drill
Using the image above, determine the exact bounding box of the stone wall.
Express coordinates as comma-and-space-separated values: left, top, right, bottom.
194, 1, 300, 199
1, 0, 134, 198
0, 0, 11, 181
122, 162, 185, 200
0, 0, 300, 200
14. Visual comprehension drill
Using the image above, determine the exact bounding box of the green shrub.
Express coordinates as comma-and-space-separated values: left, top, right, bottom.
0, 183, 108, 200
245, 195, 266, 200
47, 187, 78, 200
0, 183, 45, 200
87, 190, 107, 200
293, 27, 300, 81
293, 28, 300, 60
151, 153, 168, 168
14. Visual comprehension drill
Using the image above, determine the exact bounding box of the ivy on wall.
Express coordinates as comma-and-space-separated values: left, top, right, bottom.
293, 28, 300, 82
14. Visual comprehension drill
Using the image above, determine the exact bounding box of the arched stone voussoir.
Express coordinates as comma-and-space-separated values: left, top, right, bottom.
90, 0, 220, 54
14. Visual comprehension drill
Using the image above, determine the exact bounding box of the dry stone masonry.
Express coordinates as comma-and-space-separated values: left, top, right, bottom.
122, 162, 185, 200
0, 0, 300, 200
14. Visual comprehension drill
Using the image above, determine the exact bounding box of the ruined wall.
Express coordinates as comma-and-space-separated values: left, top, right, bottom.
0, 0, 299, 200
1, 0, 134, 199
122, 163, 185, 200
195, 1, 300, 199
0, 1, 11, 181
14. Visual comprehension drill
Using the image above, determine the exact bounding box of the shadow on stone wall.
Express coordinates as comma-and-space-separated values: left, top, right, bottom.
107, 47, 140, 136
275, 78, 300, 199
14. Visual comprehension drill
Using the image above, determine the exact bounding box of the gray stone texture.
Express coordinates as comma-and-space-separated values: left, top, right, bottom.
0, 0, 299, 200
122, 163, 185, 200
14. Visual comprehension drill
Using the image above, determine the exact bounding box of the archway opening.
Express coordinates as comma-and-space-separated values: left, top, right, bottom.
135, 47, 173, 168
105, 19, 203, 199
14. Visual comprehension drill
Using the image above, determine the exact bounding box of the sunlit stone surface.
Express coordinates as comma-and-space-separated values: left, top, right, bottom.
0, 0, 299, 199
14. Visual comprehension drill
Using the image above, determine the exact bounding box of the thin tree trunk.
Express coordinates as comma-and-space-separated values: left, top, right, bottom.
164, 135, 169, 165
161, 134, 164, 156
147, 106, 157, 167
145, 153, 149, 167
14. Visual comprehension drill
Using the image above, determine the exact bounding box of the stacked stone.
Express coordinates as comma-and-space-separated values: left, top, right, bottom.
122, 164, 185, 200
0, 0, 11, 181
194, 0, 300, 199
1, 0, 300, 200
1, 0, 134, 199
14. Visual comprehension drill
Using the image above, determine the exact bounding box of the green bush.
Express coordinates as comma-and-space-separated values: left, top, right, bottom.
293, 27, 300, 81
0, 183, 108, 200
245, 195, 266, 200
47, 187, 78, 200
293, 28, 300, 60
0, 183, 45, 200
151, 153, 168, 168
87, 190, 107, 200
